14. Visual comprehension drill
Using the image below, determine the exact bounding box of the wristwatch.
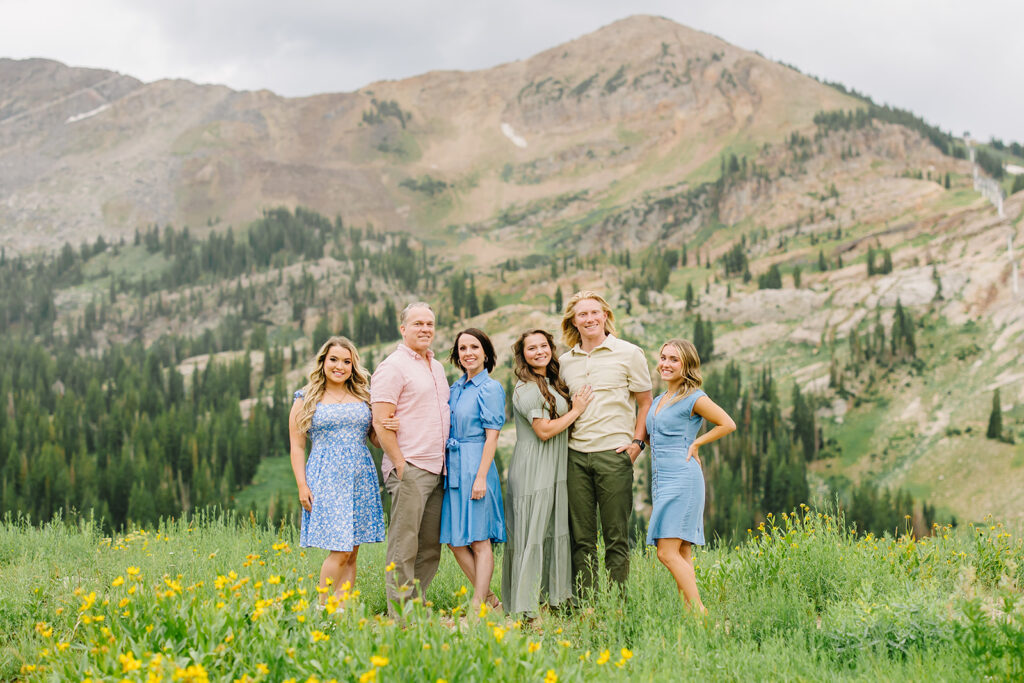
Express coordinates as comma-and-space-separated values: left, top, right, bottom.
631, 439, 646, 451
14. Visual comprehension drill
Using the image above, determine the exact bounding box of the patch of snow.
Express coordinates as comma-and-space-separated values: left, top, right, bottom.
66, 104, 110, 124
1007, 164, 1024, 175
501, 122, 527, 148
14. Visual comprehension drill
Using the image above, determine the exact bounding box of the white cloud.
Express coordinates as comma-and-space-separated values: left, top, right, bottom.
1, 0, 1021, 141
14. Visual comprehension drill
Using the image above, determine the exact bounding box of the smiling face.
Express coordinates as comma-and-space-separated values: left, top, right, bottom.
323, 345, 353, 389
456, 333, 486, 376
400, 306, 435, 355
522, 332, 552, 375
657, 343, 684, 383
572, 298, 608, 343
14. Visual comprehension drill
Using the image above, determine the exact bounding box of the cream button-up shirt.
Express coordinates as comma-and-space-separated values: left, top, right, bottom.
559, 335, 652, 452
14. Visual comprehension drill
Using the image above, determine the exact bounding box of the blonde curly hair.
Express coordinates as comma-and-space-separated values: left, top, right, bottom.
294, 336, 370, 436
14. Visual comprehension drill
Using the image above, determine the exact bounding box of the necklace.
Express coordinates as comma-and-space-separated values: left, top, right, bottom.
324, 388, 351, 403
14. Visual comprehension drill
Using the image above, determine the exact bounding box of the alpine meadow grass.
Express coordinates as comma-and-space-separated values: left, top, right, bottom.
2, 507, 1022, 681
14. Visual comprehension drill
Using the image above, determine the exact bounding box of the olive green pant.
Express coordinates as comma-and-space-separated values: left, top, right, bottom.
567, 448, 634, 597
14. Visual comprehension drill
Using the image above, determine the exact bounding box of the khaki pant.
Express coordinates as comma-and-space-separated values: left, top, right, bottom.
567, 448, 633, 597
384, 464, 443, 612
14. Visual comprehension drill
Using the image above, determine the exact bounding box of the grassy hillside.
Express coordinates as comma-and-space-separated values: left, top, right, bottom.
2, 509, 1022, 681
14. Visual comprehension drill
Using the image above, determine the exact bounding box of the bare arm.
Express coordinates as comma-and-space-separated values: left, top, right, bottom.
471, 428, 500, 500
371, 402, 404, 479
530, 385, 593, 441
367, 414, 400, 450
288, 399, 312, 512
618, 389, 653, 463
688, 395, 737, 463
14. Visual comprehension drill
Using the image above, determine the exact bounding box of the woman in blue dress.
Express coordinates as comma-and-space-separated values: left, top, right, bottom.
288, 336, 394, 603
440, 327, 507, 611
644, 338, 735, 612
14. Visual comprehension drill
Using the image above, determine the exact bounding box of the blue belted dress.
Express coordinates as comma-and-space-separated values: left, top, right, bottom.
646, 389, 707, 546
439, 369, 507, 546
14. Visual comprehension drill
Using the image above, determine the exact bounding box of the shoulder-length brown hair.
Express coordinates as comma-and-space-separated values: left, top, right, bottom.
560, 290, 616, 349
295, 336, 371, 435
449, 328, 496, 372
512, 329, 571, 419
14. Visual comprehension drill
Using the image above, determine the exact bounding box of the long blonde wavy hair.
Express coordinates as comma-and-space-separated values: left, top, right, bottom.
294, 336, 371, 436
560, 290, 616, 349
660, 338, 703, 407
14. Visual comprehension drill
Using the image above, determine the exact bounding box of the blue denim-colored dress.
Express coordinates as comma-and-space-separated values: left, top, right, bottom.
646, 389, 707, 546
295, 391, 385, 552
439, 371, 507, 546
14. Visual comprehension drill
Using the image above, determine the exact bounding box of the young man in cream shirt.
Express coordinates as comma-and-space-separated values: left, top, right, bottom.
558, 291, 652, 598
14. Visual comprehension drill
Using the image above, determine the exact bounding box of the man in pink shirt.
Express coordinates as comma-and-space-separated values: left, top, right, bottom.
371, 302, 451, 609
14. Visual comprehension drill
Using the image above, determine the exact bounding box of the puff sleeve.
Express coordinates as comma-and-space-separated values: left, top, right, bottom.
477, 378, 507, 430
512, 381, 548, 422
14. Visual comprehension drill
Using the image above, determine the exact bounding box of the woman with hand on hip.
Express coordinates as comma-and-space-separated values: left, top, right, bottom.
502, 329, 592, 620
439, 328, 507, 611
288, 336, 394, 603
644, 339, 735, 613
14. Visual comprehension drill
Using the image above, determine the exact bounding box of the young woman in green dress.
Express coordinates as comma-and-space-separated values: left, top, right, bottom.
501, 329, 593, 619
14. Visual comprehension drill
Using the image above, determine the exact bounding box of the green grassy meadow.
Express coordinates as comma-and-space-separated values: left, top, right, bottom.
2, 508, 1022, 682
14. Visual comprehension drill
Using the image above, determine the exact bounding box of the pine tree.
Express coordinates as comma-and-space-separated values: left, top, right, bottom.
987, 389, 1002, 440
554, 287, 563, 312
818, 250, 828, 271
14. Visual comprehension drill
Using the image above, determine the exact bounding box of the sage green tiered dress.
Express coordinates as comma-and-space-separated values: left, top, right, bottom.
500, 380, 572, 617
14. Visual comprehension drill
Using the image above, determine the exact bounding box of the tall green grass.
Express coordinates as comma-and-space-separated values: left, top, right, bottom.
2, 507, 1021, 681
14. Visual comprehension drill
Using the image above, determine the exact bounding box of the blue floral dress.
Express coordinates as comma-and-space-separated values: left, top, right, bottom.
646, 390, 707, 546
294, 390, 385, 552
439, 371, 507, 546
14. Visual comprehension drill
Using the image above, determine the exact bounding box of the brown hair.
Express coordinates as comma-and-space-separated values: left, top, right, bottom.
560, 290, 616, 349
512, 329, 571, 419
660, 338, 703, 407
449, 328, 497, 373
295, 336, 371, 435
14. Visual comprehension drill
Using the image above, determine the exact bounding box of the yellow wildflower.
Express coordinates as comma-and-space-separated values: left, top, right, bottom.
311, 630, 330, 643
620, 648, 633, 660
385, 562, 396, 572
544, 670, 558, 683
256, 663, 269, 675
358, 671, 376, 683
173, 664, 210, 683
596, 649, 610, 666
119, 652, 142, 673
126, 566, 141, 577
112, 576, 125, 587
492, 626, 507, 642
527, 641, 541, 653
370, 655, 389, 668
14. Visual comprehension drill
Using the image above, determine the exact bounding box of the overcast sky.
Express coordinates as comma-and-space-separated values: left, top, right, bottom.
2, 0, 1021, 142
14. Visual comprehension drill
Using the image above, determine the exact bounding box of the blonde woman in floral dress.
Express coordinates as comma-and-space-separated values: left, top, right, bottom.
289, 336, 395, 602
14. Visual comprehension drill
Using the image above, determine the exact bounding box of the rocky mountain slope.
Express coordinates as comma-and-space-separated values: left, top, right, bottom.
1, 15, 856, 252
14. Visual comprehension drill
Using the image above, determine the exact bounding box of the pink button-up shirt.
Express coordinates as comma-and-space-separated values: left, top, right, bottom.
370, 343, 451, 479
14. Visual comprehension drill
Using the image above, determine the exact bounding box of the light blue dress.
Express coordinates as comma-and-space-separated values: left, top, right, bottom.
440, 370, 507, 546
646, 389, 707, 546
295, 391, 385, 552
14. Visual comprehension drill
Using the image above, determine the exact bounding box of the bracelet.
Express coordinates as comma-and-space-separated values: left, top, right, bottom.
632, 439, 646, 452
